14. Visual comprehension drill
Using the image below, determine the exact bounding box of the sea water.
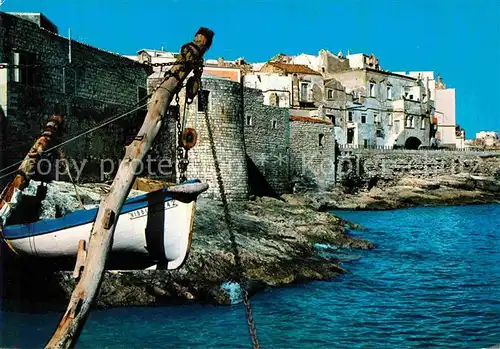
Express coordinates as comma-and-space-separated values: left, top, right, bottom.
1, 204, 499, 348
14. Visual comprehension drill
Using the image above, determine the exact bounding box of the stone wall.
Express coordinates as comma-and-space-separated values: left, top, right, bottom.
0, 12, 149, 182
337, 148, 500, 183
181, 76, 249, 200
289, 117, 336, 190
243, 87, 290, 195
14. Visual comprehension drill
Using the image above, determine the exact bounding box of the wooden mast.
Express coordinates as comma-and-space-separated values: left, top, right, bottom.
45, 27, 214, 349
0, 115, 65, 221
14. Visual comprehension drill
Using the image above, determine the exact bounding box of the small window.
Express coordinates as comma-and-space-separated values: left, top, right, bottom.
363, 139, 369, 148
369, 82, 376, 97
328, 115, 336, 125
409, 94, 414, 100
374, 113, 379, 124
348, 111, 353, 122
321, 67, 325, 73
387, 86, 392, 100
246, 114, 252, 126
361, 113, 367, 123
198, 90, 210, 112
327, 89, 334, 100
300, 82, 309, 101
394, 120, 400, 133
271, 119, 277, 129
421, 118, 426, 129
376, 129, 383, 138
12, 51, 37, 86
388, 113, 393, 125
319, 134, 325, 147
406, 116, 414, 128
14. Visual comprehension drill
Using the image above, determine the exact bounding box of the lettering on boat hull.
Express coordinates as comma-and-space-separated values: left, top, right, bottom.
129, 200, 178, 220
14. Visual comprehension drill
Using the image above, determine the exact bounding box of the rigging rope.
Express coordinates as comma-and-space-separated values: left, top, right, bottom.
0, 102, 150, 181
197, 69, 261, 349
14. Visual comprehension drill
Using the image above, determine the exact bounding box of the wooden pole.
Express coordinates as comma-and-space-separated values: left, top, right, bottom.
0, 115, 65, 213
45, 27, 214, 349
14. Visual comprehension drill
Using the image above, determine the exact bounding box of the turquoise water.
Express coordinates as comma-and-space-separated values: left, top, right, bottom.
1, 204, 500, 348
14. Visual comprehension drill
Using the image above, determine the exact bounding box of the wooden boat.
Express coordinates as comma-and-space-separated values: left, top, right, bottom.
0, 180, 208, 270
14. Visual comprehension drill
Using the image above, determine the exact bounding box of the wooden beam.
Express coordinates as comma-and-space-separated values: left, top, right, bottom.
45, 27, 214, 349
0, 115, 65, 218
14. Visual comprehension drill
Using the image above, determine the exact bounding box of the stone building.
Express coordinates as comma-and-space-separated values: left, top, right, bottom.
395, 72, 461, 148
291, 50, 435, 149
243, 87, 290, 195
0, 12, 150, 181
288, 116, 336, 190
180, 75, 250, 200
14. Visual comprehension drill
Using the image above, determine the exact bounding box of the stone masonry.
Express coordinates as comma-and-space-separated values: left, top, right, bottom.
337, 148, 500, 183
243, 87, 290, 195
181, 75, 249, 200
289, 117, 336, 190
0, 12, 150, 183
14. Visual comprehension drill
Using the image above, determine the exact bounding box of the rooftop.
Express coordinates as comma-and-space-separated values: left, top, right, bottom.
263, 62, 322, 76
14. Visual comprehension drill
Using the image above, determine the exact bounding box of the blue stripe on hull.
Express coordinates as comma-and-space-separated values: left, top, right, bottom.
2, 189, 172, 240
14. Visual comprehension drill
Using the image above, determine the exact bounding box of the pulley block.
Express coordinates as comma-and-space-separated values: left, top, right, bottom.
181, 128, 197, 150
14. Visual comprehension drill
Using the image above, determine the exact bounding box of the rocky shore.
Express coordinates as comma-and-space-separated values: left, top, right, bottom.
291, 173, 500, 211
1, 181, 373, 309
3, 167, 498, 309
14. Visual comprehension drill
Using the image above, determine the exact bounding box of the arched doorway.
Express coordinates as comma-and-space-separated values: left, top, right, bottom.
404, 136, 422, 150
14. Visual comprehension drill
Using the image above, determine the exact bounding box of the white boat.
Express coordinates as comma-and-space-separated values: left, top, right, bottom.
0, 180, 208, 270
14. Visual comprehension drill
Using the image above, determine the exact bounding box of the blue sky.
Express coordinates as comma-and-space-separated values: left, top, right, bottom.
1, 0, 499, 136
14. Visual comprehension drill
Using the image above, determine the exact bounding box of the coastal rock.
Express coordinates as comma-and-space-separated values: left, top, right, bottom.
298, 173, 500, 211
2, 182, 373, 308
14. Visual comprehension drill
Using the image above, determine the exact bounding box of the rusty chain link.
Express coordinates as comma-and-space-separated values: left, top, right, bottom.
197, 65, 260, 349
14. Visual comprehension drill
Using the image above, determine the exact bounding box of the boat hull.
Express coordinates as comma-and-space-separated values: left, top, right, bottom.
1, 181, 207, 270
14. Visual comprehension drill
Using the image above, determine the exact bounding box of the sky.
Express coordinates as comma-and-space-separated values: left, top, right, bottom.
1, 0, 499, 137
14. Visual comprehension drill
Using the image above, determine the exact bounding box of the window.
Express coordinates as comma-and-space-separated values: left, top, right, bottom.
198, 90, 210, 112
421, 117, 426, 129
271, 119, 277, 129
275, 94, 280, 107
348, 111, 353, 122
319, 134, 325, 147
406, 116, 414, 128
270, 92, 279, 106
369, 82, 376, 97
376, 129, 384, 138
246, 114, 252, 126
394, 120, 401, 134
327, 89, 334, 100
409, 94, 414, 100
300, 82, 308, 101
347, 128, 354, 144
363, 139, 369, 148
328, 115, 336, 125
387, 86, 392, 100
361, 113, 366, 123
12, 51, 37, 86
388, 113, 393, 125
374, 113, 379, 124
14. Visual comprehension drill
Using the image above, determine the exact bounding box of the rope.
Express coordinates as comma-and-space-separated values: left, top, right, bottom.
198, 72, 261, 349
0, 102, 150, 182
59, 149, 85, 209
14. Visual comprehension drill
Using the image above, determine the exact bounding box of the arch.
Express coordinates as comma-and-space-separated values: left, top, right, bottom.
404, 136, 422, 150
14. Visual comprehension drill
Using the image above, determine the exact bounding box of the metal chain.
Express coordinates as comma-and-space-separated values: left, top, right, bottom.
197, 66, 260, 349
0, 61, 203, 70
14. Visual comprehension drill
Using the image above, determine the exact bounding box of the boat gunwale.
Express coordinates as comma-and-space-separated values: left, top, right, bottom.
1, 179, 206, 240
